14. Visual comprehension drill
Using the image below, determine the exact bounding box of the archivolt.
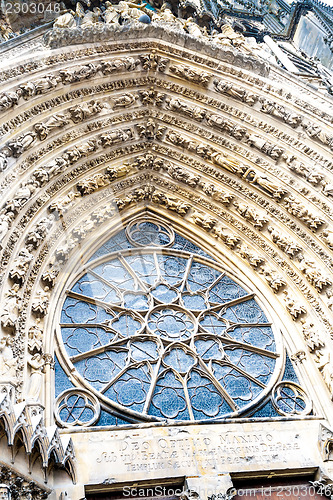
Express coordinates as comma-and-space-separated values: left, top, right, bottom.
0, 30, 333, 416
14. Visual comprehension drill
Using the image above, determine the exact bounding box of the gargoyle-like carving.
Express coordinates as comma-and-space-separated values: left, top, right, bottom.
191, 212, 217, 231
264, 269, 286, 292
239, 246, 265, 268
31, 287, 50, 317
213, 78, 258, 105
136, 119, 166, 140
283, 290, 306, 319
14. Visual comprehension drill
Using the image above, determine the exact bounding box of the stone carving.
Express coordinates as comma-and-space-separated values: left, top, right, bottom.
213, 79, 258, 105
245, 170, 286, 199
169, 64, 211, 86
0, 152, 8, 172
34, 113, 70, 140
28, 320, 44, 355
322, 181, 333, 198
302, 122, 333, 150
191, 212, 217, 231
165, 97, 206, 121
26, 216, 54, 249
247, 134, 284, 160
318, 424, 333, 461
211, 226, 240, 249
152, 192, 190, 215
286, 155, 324, 186
321, 229, 333, 249
9, 248, 34, 284
31, 287, 50, 316
0, 211, 14, 248
0, 89, 22, 112
319, 354, 333, 397
100, 128, 133, 147
283, 290, 306, 319
138, 89, 165, 106
290, 350, 306, 364
76, 173, 110, 196
69, 99, 105, 123
298, 258, 332, 291
239, 246, 265, 268
206, 113, 248, 140
260, 98, 303, 128
0, 484, 10, 500
167, 165, 200, 187
183, 17, 208, 39
263, 269, 286, 292
1, 285, 21, 331
49, 191, 80, 216
41, 264, 60, 288
20, 74, 60, 99
301, 318, 325, 362
27, 353, 46, 402
112, 93, 138, 109
267, 226, 301, 258
211, 151, 245, 175
211, 23, 253, 55
59, 63, 99, 84
283, 196, 326, 230
0, 337, 16, 380
234, 201, 267, 229
5, 180, 39, 213
139, 53, 169, 72
7, 131, 37, 157
100, 57, 140, 75
136, 120, 166, 140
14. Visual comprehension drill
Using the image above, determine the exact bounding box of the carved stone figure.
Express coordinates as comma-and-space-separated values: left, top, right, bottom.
26, 216, 54, 249
234, 201, 267, 229
319, 354, 333, 396
247, 134, 284, 159
1, 285, 20, 330
100, 128, 132, 147
27, 354, 45, 402
77, 173, 109, 195
105, 164, 132, 181
28, 320, 44, 354
59, 63, 98, 84
5, 180, 38, 213
260, 98, 302, 128
301, 319, 325, 361
136, 120, 166, 140
54, 11, 76, 28
0, 152, 8, 172
0, 484, 11, 500
213, 79, 258, 105
302, 122, 333, 149
69, 100, 104, 123
286, 155, 324, 186
298, 258, 332, 291
0, 90, 22, 111
49, 191, 80, 215
283, 291, 306, 319
0, 211, 14, 248
101, 57, 140, 74
212, 226, 240, 248
7, 131, 37, 157
247, 171, 286, 199
264, 269, 286, 292
211, 151, 244, 175
283, 196, 325, 230
0, 337, 16, 380
112, 93, 138, 109
170, 64, 211, 86
191, 212, 217, 230
166, 97, 205, 121
9, 248, 34, 283
138, 89, 165, 106
267, 226, 301, 258
41, 265, 60, 288
322, 229, 333, 249
31, 287, 50, 316
183, 18, 207, 39
34, 113, 70, 140
240, 246, 264, 267
167, 165, 200, 187
34, 74, 60, 94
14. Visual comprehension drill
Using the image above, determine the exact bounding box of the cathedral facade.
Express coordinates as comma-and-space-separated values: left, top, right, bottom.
0, 1, 333, 498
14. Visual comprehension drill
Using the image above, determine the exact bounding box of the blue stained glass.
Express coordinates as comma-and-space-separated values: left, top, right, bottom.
199, 313, 227, 335
223, 348, 274, 384
151, 284, 178, 303
130, 221, 171, 246
61, 298, 113, 324
89, 230, 132, 261
173, 233, 214, 260
227, 326, 276, 352
104, 364, 151, 411
182, 294, 207, 310
125, 254, 158, 286
75, 351, 128, 390
111, 314, 142, 337
59, 395, 94, 423
72, 273, 120, 303
195, 338, 224, 360
55, 356, 75, 397
187, 262, 221, 292
221, 299, 269, 324
187, 370, 231, 419
95, 410, 132, 427
209, 276, 248, 304
212, 363, 262, 407
157, 255, 188, 285
282, 353, 299, 382
164, 348, 196, 372
148, 308, 195, 341
62, 327, 115, 356
149, 370, 190, 419
123, 293, 150, 310
93, 259, 135, 290
130, 340, 159, 362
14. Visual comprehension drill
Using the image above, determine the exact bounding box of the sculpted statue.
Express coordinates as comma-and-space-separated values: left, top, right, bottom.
0, 336, 16, 380
77, 173, 109, 195
212, 226, 240, 248
302, 122, 333, 149
9, 248, 34, 283
283, 195, 325, 230
69, 100, 104, 123
138, 89, 165, 106
106, 164, 132, 181
322, 229, 333, 249
183, 17, 207, 39
298, 258, 332, 291
240, 246, 264, 267
101, 128, 132, 147
301, 319, 324, 360
211, 151, 244, 175
34, 113, 70, 140
54, 10, 76, 28
260, 99, 302, 128
80, 7, 102, 27
264, 269, 286, 292
26, 216, 54, 249
283, 291, 306, 319
170, 64, 210, 86
0, 152, 8, 172
247, 171, 286, 199
60, 63, 98, 84
8, 131, 37, 157
247, 134, 283, 159
267, 226, 301, 258
206, 113, 234, 131
1, 285, 20, 330
234, 201, 267, 228
136, 120, 165, 140
28, 320, 44, 354
101, 57, 140, 74
166, 97, 205, 120
152, 2, 182, 26
0, 484, 11, 500
32, 287, 50, 316
319, 354, 333, 396
213, 78, 258, 105
49, 191, 80, 215
34, 74, 60, 94
167, 165, 200, 187
0, 90, 22, 111
191, 212, 217, 230
27, 353, 46, 402
286, 155, 324, 185
42, 264, 60, 288
0, 211, 14, 248
112, 93, 138, 109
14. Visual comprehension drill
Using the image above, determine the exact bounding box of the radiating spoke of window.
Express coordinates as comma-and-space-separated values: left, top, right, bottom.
58, 218, 283, 425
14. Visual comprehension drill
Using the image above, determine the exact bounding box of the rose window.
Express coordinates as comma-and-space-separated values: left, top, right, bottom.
56, 218, 284, 424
